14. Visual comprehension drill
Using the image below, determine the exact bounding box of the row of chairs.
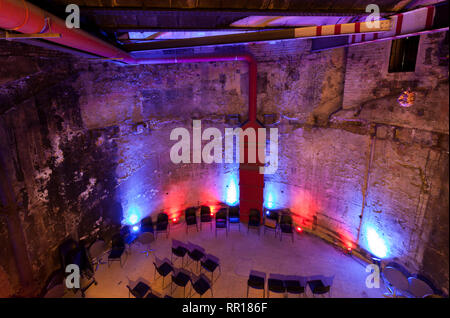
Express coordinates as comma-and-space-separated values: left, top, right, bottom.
186, 206, 296, 242
252, 209, 295, 242
185, 205, 240, 235
171, 240, 221, 281
247, 271, 332, 298
151, 255, 214, 298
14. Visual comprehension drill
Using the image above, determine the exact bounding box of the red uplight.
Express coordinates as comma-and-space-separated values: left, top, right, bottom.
296, 226, 303, 232
172, 217, 177, 222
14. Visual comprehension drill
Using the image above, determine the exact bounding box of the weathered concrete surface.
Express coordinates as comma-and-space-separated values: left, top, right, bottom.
0, 31, 448, 296
0, 42, 122, 296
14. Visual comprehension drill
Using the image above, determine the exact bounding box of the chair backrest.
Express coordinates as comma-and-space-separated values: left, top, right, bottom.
200, 206, 211, 216
268, 273, 285, 281
265, 210, 279, 221
185, 207, 197, 218
284, 275, 307, 287
203, 253, 220, 265
141, 216, 153, 227
249, 209, 261, 222
314, 284, 330, 294
249, 270, 266, 281
280, 214, 292, 225
216, 208, 227, 220
157, 212, 169, 223
187, 241, 205, 253
228, 205, 240, 218
172, 266, 191, 280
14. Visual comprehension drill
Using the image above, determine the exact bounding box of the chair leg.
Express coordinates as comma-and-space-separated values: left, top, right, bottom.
247, 285, 249, 297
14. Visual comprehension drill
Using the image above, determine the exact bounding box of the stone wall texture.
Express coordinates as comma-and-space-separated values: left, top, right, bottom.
0, 31, 448, 296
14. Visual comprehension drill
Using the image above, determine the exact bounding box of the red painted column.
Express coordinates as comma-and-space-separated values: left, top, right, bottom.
238, 60, 265, 223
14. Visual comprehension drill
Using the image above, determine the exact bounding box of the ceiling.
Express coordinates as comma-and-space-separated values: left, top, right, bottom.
25, 0, 433, 51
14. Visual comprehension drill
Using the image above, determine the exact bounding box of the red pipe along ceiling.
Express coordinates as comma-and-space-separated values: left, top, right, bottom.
0, 0, 265, 221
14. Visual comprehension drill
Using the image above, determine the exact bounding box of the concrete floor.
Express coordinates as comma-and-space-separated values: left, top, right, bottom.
67, 222, 386, 298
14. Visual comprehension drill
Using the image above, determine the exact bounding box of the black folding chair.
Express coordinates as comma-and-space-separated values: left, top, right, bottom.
140, 216, 154, 234
247, 209, 261, 235
127, 281, 150, 298
267, 273, 286, 298
186, 242, 206, 272
171, 267, 192, 298
307, 278, 332, 297
153, 255, 174, 289
227, 205, 240, 231
190, 273, 213, 298
263, 209, 279, 237
284, 275, 307, 297
185, 207, 199, 233
215, 208, 228, 237
108, 234, 126, 267
155, 212, 170, 239
171, 239, 189, 266
200, 206, 213, 231
200, 254, 221, 284
247, 270, 266, 298
279, 213, 294, 242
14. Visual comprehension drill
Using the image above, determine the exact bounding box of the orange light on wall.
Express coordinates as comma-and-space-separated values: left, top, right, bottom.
210, 206, 215, 216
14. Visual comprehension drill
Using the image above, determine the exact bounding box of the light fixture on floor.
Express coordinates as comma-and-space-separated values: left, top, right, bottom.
346, 243, 353, 254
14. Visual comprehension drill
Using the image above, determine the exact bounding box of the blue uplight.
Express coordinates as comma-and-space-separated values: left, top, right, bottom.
367, 228, 388, 258
225, 175, 238, 205
132, 225, 140, 232
264, 188, 275, 209
126, 206, 141, 226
